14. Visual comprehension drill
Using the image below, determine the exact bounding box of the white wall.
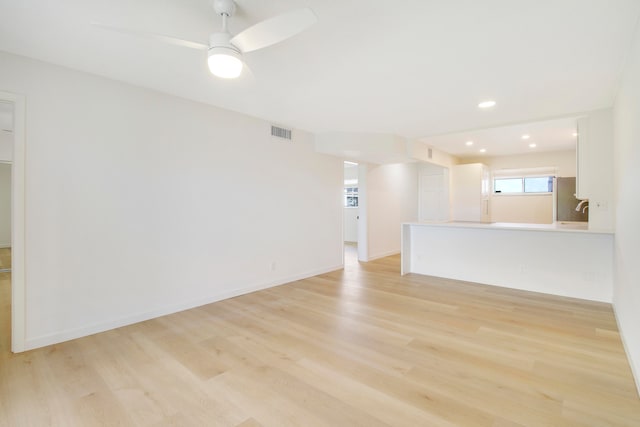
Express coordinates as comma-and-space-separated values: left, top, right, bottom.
408, 141, 460, 169
344, 164, 358, 181
0, 163, 10, 247
365, 162, 418, 260
0, 51, 343, 349
491, 194, 553, 224
463, 150, 577, 177
315, 132, 409, 165
613, 22, 640, 395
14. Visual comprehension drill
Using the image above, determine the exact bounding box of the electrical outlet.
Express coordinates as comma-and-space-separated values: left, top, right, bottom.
594, 200, 608, 211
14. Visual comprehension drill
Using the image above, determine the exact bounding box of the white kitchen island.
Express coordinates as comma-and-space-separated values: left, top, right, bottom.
401, 222, 614, 302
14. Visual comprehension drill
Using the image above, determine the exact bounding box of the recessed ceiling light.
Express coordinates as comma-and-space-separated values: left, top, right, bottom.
478, 100, 496, 109
479, 148, 487, 153
465, 141, 474, 146
522, 134, 530, 140
344, 161, 358, 166
572, 132, 578, 137
529, 143, 537, 148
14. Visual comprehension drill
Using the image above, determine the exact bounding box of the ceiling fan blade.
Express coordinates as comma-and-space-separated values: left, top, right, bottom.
91, 22, 209, 51
230, 8, 317, 53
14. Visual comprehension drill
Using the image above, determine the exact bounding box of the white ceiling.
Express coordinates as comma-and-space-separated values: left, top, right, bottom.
1, 0, 639, 155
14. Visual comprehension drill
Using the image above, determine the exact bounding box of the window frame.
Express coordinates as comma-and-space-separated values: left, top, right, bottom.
492, 168, 556, 196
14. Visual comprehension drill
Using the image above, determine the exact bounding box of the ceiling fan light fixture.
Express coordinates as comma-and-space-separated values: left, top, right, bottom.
93, 0, 317, 82
208, 46, 243, 78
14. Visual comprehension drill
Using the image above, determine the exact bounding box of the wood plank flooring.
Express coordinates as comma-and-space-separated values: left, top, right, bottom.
1, 248, 639, 426
0, 246, 9, 272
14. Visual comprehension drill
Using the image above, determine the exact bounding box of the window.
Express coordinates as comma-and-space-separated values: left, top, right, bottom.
524, 176, 553, 193
494, 178, 523, 193
494, 176, 554, 194
344, 186, 358, 207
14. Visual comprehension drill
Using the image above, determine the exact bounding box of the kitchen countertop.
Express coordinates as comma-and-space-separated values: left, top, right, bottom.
403, 221, 613, 234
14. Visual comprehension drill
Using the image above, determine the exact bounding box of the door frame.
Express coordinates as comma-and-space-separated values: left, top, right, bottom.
1, 91, 26, 352
356, 163, 367, 261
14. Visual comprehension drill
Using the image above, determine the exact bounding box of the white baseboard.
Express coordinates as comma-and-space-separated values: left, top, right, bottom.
613, 305, 640, 398
23, 264, 344, 351
366, 249, 400, 262
0, 243, 10, 249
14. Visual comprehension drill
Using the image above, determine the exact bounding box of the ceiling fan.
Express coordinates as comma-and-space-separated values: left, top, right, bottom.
93, 0, 317, 79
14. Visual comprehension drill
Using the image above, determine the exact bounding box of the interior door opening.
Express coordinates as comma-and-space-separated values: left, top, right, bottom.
343, 160, 359, 266
1, 91, 25, 353
0, 162, 11, 273
0, 163, 11, 355
0, 100, 14, 354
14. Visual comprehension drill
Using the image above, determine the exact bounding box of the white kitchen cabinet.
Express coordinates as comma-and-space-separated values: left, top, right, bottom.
418, 163, 449, 222
575, 117, 590, 200
451, 163, 490, 222
574, 110, 614, 230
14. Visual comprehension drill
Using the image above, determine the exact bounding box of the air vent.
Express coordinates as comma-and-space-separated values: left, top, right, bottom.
428, 148, 433, 159
271, 125, 292, 140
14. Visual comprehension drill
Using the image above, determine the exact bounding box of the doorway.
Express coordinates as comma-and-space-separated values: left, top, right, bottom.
0, 163, 11, 272
0, 92, 25, 353
0, 163, 11, 354
0, 101, 13, 354
0, 162, 11, 270
343, 161, 360, 266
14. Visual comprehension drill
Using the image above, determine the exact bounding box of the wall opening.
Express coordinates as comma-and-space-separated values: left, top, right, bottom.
0, 100, 14, 354
343, 161, 359, 266
0, 92, 25, 353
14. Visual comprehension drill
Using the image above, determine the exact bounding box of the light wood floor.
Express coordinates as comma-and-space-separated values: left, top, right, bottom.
1, 249, 639, 426
0, 247, 9, 271
0, 247, 9, 358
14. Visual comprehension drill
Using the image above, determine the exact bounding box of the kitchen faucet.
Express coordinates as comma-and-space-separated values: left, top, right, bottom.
575, 200, 588, 212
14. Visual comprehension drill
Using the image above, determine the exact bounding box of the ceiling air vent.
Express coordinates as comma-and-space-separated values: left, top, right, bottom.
271, 125, 292, 140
